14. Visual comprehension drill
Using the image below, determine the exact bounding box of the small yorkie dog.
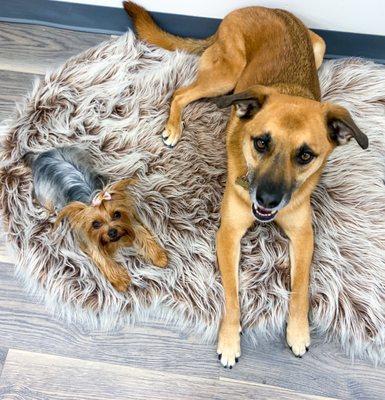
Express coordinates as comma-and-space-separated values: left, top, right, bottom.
25, 146, 168, 291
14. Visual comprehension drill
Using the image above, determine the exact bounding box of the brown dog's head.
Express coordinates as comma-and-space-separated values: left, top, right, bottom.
214, 85, 368, 222
55, 178, 137, 253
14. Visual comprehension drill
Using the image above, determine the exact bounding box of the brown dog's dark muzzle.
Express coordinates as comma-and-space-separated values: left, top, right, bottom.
255, 178, 287, 209
250, 175, 292, 222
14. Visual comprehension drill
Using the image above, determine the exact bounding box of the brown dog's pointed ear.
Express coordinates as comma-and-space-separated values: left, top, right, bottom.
326, 104, 369, 149
212, 85, 272, 119
54, 201, 86, 230
107, 178, 137, 193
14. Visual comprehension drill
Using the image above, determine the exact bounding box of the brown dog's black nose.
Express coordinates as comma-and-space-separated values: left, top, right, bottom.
108, 228, 118, 239
256, 191, 282, 209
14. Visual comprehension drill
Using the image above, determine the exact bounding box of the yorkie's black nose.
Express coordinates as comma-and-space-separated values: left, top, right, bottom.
108, 228, 118, 239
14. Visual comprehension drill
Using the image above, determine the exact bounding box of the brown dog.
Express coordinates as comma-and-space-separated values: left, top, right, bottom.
124, 2, 369, 367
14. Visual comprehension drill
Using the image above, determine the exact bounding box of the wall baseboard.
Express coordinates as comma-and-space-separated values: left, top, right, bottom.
1, 0, 385, 63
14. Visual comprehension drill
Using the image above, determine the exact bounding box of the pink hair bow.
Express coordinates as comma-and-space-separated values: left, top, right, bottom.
92, 191, 111, 207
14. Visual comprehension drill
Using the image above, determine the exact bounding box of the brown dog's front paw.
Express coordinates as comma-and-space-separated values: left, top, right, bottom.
286, 319, 310, 357
110, 271, 131, 292
162, 122, 183, 148
217, 323, 241, 368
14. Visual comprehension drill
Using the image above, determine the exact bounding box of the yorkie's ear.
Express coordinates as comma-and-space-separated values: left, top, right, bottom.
107, 178, 137, 193
54, 201, 86, 230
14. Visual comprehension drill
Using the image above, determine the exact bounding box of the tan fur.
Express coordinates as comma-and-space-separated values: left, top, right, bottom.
56, 179, 168, 291
123, 2, 216, 55
125, 3, 368, 367
124, 2, 326, 147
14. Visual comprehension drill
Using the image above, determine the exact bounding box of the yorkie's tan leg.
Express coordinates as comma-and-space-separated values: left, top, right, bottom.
84, 245, 131, 292
133, 223, 168, 268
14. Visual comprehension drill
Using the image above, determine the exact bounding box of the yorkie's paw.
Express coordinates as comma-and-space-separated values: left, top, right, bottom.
111, 272, 131, 292
153, 248, 168, 268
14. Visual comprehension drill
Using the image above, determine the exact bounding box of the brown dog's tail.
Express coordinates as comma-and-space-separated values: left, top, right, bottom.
123, 1, 216, 55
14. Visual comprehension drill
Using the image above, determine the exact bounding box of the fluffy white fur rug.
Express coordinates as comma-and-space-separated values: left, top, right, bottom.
1, 31, 385, 363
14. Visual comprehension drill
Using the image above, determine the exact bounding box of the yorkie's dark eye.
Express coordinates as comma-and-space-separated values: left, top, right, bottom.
113, 211, 121, 220
92, 220, 102, 229
253, 138, 268, 153
296, 151, 314, 165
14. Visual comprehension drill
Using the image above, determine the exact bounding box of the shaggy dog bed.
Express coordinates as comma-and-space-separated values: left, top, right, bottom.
1, 31, 385, 363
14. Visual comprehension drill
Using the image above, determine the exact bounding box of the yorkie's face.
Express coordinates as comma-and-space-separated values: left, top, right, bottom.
81, 199, 136, 248
56, 179, 137, 252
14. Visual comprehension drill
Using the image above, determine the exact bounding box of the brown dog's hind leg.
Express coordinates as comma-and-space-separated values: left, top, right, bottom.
132, 222, 168, 268
309, 30, 326, 70
163, 44, 246, 147
276, 202, 313, 357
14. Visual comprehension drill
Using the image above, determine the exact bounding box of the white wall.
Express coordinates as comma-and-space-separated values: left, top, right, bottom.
52, 0, 385, 36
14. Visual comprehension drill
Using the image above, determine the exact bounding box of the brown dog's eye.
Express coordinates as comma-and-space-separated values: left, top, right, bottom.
253, 134, 270, 153
297, 151, 314, 165
113, 211, 121, 220
254, 138, 267, 153
92, 220, 102, 229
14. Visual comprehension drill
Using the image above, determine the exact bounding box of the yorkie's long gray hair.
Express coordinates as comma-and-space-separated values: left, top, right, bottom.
24, 146, 105, 211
